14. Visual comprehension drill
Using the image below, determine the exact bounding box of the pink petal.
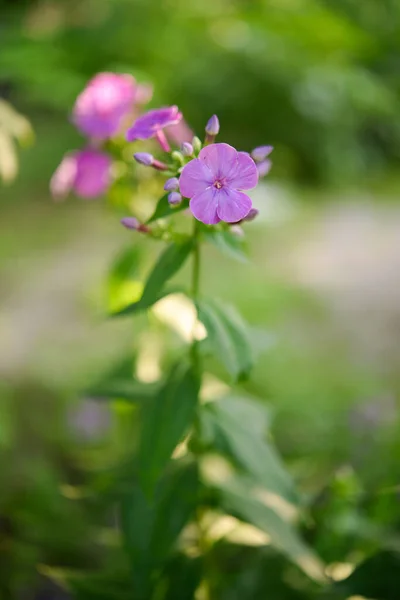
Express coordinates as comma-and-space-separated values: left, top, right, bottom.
228, 151, 259, 190
198, 143, 237, 179
216, 188, 252, 223
189, 187, 221, 225
179, 158, 214, 198
50, 153, 78, 201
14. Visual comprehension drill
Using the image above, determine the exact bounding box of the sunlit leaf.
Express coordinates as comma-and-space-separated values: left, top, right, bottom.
137, 363, 200, 495
197, 299, 253, 381
201, 396, 297, 503
334, 550, 400, 600
216, 475, 324, 581
147, 194, 189, 223
111, 240, 192, 317
108, 245, 143, 312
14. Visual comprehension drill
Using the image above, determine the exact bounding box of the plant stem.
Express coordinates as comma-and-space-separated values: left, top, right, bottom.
190, 218, 201, 372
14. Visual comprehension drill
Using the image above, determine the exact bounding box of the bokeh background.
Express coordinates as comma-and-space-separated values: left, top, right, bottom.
1, 0, 400, 598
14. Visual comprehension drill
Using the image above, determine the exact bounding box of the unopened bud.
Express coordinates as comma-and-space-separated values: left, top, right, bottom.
243, 208, 259, 222
121, 217, 140, 230
257, 159, 272, 178
171, 151, 184, 166
230, 225, 244, 238
251, 145, 274, 162
164, 177, 180, 192
134, 152, 153, 166
192, 136, 202, 155
168, 192, 182, 206
181, 142, 193, 157
121, 217, 149, 233
205, 115, 220, 136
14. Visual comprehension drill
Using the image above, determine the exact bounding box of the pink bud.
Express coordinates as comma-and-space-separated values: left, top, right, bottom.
251, 146, 274, 162
205, 115, 220, 136
121, 217, 140, 230
181, 142, 193, 156
134, 152, 153, 166
243, 208, 259, 222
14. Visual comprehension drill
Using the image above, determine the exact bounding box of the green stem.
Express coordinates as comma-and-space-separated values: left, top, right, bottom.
190, 219, 201, 372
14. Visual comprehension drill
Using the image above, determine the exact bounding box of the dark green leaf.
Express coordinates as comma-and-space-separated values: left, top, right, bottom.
198, 299, 253, 381
120, 460, 200, 597
334, 551, 400, 600
161, 554, 203, 600
147, 194, 189, 223
205, 229, 248, 263
111, 240, 192, 317
216, 475, 324, 581
138, 363, 200, 496
202, 396, 297, 503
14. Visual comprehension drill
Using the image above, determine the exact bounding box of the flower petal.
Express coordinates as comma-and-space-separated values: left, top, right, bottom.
189, 187, 220, 225
216, 188, 252, 223
198, 143, 237, 179
228, 151, 259, 190
179, 158, 213, 198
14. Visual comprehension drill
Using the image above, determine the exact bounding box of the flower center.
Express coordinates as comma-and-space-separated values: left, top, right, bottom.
213, 180, 224, 189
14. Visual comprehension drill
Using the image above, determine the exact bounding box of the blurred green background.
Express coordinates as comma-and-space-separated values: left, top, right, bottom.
1, 0, 400, 598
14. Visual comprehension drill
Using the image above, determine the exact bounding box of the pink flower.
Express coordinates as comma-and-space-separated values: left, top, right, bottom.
126, 106, 182, 151
50, 149, 112, 200
165, 118, 193, 145
73, 72, 136, 139
179, 143, 258, 225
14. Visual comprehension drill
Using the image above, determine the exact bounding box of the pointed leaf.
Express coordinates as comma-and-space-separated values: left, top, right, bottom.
147, 194, 189, 223
216, 476, 324, 581
334, 551, 400, 600
112, 240, 192, 317
205, 229, 248, 263
138, 363, 200, 495
197, 299, 253, 381
202, 396, 297, 503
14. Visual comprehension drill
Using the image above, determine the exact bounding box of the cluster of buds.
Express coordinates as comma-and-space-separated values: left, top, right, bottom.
51, 72, 274, 230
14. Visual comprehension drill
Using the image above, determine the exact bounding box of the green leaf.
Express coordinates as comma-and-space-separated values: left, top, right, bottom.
121, 460, 200, 597
85, 357, 159, 402
216, 475, 324, 581
197, 299, 253, 381
111, 240, 192, 317
202, 396, 297, 504
138, 363, 200, 496
205, 229, 248, 263
147, 194, 189, 223
334, 551, 400, 600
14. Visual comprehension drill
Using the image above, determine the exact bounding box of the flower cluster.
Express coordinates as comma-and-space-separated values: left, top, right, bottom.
51, 72, 273, 226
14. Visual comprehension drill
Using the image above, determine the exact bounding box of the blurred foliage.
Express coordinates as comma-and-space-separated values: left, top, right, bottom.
1, 0, 400, 599
1, 0, 400, 186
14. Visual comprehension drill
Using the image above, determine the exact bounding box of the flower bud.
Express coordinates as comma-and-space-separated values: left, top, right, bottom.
181, 142, 193, 157
164, 177, 180, 192
121, 217, 150, 233
171, 151, 184, 166
205, 115, 220, 136
243, 208, 259, 222
192, 136, 202, 155
134, 152, 153, 166
168, 192, 182, 206
256, 159, 272, 178
121, 217, 140, 230
230, 225, 244, 238
251, 145, 274, 162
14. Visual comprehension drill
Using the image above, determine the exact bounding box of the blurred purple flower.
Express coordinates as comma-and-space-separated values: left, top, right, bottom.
256, 159, 272, 177
73, 72, 137, 139
126, 106, 182, 151
165, 118, 193, 145
251, 145, 273, 162
135, 82, 154, 105
50, 149, 112, 200
179, 143, 258, 225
